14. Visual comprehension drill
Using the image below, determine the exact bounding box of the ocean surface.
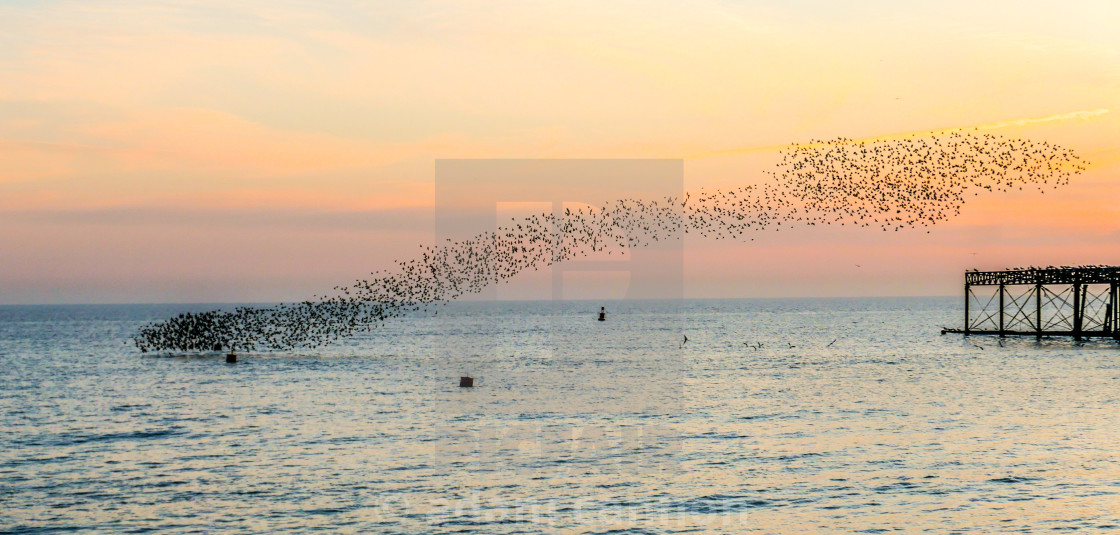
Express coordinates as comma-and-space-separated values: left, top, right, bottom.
2, 298, 1119, 533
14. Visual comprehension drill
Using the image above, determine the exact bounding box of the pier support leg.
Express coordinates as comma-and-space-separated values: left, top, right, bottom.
1073, 282, 1083, 341
998, 283, 1006, 337
1036, 283, 1043, 340
964, 283, 971, 336
1111, 282, 1119, 341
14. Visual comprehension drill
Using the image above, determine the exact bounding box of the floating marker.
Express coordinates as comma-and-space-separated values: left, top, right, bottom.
226, 353, 237, 363
459, 376, 474, 387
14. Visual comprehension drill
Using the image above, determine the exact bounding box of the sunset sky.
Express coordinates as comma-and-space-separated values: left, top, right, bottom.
1, 1, 1118, 304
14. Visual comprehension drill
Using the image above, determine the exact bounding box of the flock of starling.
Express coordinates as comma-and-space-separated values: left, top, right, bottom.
133, 131, 1087, 353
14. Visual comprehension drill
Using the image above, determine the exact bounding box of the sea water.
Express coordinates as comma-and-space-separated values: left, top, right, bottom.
2, 298, 1119, 533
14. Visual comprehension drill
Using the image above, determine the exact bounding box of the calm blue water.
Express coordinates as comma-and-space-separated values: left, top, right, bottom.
2, 298, 1119, 533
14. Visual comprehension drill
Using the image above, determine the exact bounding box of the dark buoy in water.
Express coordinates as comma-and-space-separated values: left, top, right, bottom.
226, 352, 237, 363
598, 306, 606, 321
459, 376, 474, 387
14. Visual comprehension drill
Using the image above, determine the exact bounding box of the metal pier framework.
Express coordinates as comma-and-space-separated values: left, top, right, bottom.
943, 266, 1120, 340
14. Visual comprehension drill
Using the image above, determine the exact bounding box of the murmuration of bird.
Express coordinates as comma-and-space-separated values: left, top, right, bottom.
132, 131, 1087, 353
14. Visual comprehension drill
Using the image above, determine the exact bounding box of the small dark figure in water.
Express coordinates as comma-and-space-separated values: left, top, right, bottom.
598, 306, 606, 321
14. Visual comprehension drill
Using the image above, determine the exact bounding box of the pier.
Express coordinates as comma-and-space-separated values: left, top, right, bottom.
942, 266, 1120, 340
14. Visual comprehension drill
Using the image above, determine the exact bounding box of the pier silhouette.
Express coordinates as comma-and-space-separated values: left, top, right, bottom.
944, 266, 1120, 341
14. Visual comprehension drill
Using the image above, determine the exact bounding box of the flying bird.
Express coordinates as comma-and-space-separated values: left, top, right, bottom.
132, 131, 1087, 353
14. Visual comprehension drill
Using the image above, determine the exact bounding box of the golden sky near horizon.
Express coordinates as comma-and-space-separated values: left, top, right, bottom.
1, 1, 1118, 303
